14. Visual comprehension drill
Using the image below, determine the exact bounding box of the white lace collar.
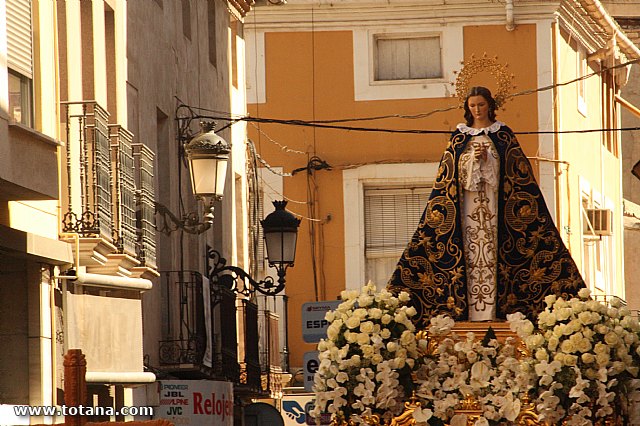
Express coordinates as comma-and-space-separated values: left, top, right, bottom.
456, 120, 504, 135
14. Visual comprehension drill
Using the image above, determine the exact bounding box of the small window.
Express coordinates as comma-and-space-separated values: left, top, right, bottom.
8, 69, 32, 126
577, 46, 587, 116
375, 35, 442, 81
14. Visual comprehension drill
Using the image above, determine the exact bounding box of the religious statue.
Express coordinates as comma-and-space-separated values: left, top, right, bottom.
388, 60, 585, 326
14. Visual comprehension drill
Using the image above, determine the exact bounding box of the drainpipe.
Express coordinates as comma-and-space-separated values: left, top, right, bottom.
505, 0, 516, 31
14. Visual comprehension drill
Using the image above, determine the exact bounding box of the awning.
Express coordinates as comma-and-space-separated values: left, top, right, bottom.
58, 271, 153, 291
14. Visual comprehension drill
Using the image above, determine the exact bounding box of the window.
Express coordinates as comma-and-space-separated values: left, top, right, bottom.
343, 163, 439, 290
364, 186, 432, 288
375, 35, 442, 81
8, 70, 32, 126
208, 0, 217, 67
580, 185, 615, 297
577, 46, 587, 116
6, 0, 33, 127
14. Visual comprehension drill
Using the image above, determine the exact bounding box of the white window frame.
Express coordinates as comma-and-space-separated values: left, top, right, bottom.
372, 33, 443, 82
343, 163, 438, 290
579, 178, 615, 297
353, 26, 463, 101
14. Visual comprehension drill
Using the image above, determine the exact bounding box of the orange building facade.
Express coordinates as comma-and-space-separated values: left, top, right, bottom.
246, 0, 640, 372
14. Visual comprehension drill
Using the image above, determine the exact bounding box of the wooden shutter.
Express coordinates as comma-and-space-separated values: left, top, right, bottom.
364, 186, 432, 257
6, 0, 33, 79
376, 36, 441, 81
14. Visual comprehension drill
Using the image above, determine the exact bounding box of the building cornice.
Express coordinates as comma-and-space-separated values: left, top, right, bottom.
247, 1, 562, 30
247, 0, 640, 59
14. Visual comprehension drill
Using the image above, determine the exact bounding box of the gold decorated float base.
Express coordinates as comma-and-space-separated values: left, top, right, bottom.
332, 321, 534, 426
329, 321, 623, 426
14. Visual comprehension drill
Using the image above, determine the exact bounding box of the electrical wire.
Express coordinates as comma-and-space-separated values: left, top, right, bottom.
185, 57, 640, 136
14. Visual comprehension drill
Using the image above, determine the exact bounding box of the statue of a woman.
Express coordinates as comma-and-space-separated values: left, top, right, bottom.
388, 86, 585, 326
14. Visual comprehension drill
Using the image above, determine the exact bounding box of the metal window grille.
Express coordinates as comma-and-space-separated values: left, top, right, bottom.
61, 102, 113, 239
133, 143, 157, 269
110, 125, 137, 256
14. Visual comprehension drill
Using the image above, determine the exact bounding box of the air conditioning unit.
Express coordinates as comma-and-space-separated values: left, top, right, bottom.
584, 208, 613, 236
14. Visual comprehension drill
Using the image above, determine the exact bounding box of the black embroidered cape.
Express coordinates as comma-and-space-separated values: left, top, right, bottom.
388, 124, 585, 327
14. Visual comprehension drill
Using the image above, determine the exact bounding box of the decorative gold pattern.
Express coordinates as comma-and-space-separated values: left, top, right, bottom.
388, 126, 585, 325
453, 53, 516, 109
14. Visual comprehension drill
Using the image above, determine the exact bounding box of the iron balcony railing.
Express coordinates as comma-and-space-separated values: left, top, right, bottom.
239, 300, 261, 393
61, 101, 112, 239
159, 271, 208, 366
109, 124, 136, 256
158, 270, 268, 392
60, 101, 156, 270
133, 143, 156, 269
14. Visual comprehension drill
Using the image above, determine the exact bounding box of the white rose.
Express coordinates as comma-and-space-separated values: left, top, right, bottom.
360, 321, 374, 334
353, 308, 368, 319
535, 348, 549, 362
544, 294, 557, 307
581, 353, 595, 364
575, 338, 592, 353
381, 314, 393, 325
564, 355, 578, 366
578, 287, 591, 299
346, 316, 361, 329
380, 329, 391, 339
400, 330, 415, 345
357, 333, 370, 346
604, 332, 619, 346
395, 311, 408, 324
405, 306, 417, 317
371, 354, 383, 365
399, 292, 411, 302
560, 340, 576, 354
357, 294, 374, 307
387, 341, 398, 352
369, 308, 383, 319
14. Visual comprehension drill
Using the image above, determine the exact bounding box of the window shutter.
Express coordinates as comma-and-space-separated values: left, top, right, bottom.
364, 186, 432, 257
6, 0, 33, 79
376, 36, 441, 81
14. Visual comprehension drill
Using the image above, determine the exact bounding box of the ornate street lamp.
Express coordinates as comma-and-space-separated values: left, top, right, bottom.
208, 200, 301, 296
183, 121, 230, 203
154, 106, 230, 235
261, 200, 301, 290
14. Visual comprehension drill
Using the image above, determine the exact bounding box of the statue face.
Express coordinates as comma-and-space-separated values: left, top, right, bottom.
467, 95, 490, 125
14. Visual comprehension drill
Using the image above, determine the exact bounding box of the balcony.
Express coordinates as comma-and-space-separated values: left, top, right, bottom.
157, 270, 268, 396
60, 101, 157, 277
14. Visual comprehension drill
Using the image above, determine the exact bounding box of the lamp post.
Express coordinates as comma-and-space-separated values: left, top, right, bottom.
183, 121, 230, 204
208, 200, 301, 297
154, 109, 230, 234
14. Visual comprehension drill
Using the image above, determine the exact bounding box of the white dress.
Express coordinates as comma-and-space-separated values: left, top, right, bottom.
457, 121, 503, 321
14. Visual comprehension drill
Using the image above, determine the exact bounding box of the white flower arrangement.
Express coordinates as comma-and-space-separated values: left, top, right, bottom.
310, 282, 423, 424
509, 288, 640, 425
411, 315, 532, 426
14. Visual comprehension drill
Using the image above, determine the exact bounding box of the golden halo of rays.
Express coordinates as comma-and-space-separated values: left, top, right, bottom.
452, 53, 516, 110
